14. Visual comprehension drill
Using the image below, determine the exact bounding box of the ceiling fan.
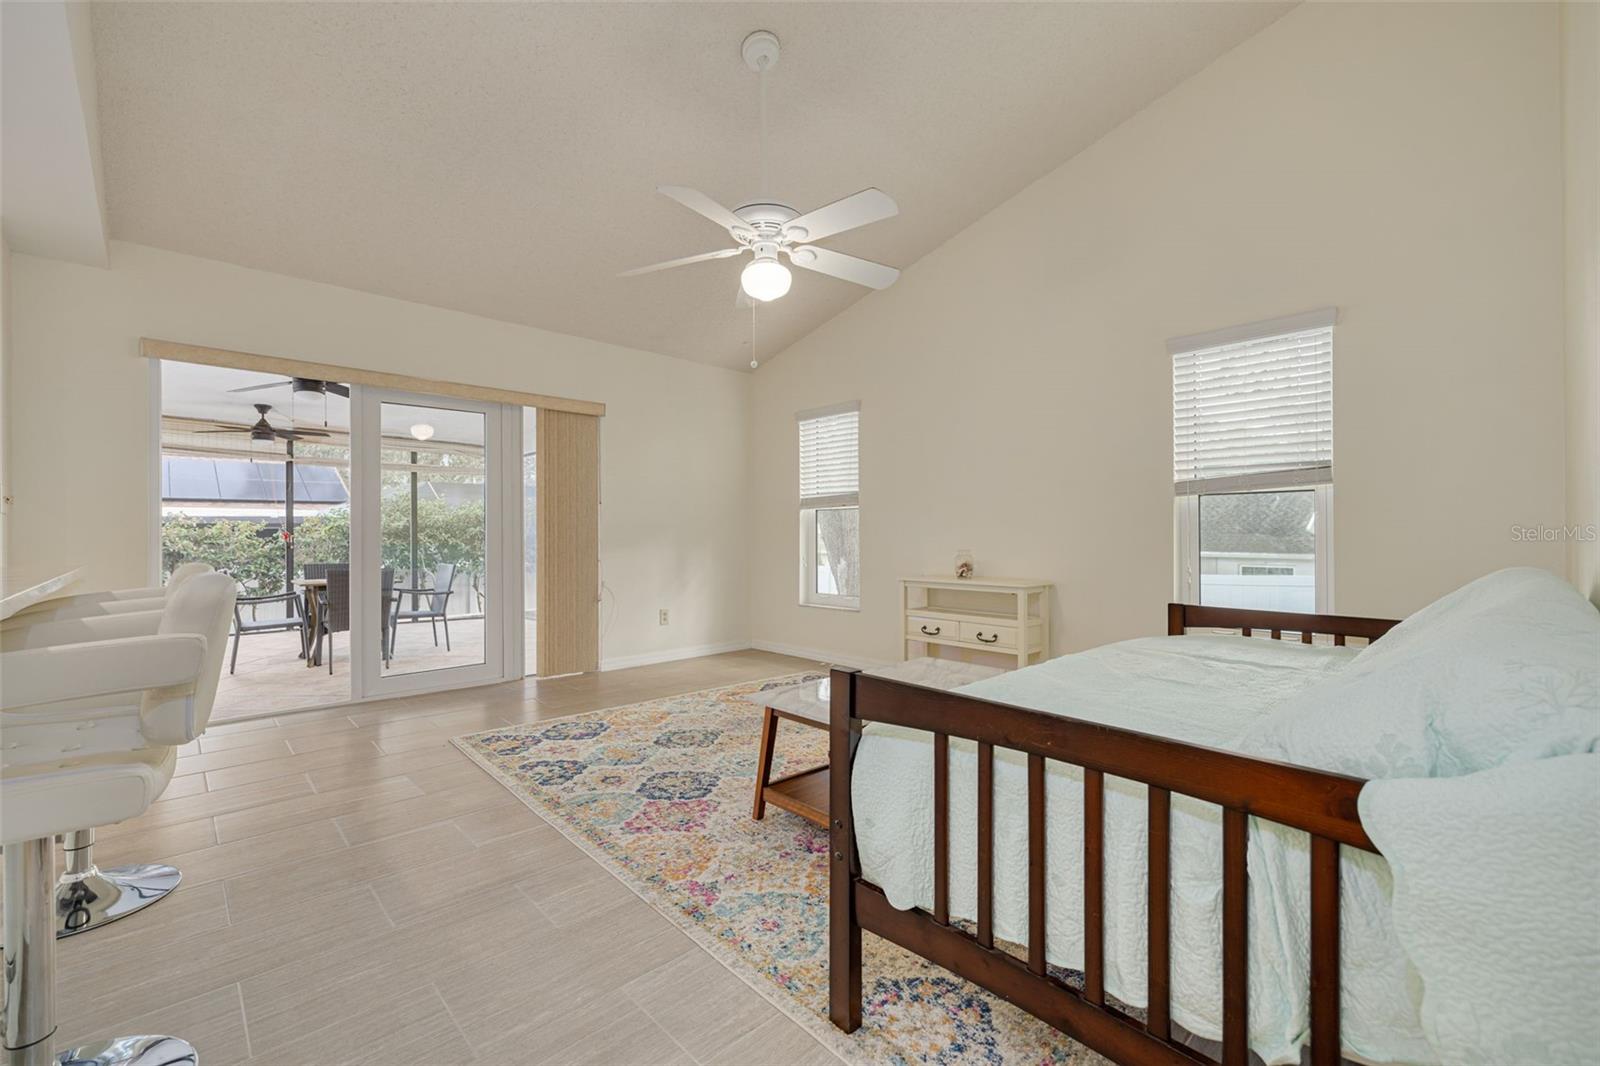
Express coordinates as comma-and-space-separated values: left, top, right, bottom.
194, 404, 332, 443
228, 376, 349, 399
620, 31, 900, 305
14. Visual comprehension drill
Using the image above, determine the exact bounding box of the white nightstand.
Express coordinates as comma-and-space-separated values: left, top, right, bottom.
900, 576, 1053, 670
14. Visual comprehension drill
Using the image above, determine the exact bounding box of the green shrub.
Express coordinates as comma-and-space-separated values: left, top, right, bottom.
162, 500, 488, 599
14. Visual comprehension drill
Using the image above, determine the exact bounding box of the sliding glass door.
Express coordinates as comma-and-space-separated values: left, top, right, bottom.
351, 388, 511, 697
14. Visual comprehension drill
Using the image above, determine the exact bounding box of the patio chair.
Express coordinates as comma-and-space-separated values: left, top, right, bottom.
390, 562, 457, 656
316, 566, 395, 673
229, 587, 309, 674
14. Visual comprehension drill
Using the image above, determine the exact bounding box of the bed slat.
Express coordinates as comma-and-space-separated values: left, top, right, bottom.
1310, 835, 1341, 1066
977, 740, 994, 948
1222, 808, 1248, 1066
1147, 785, 1172, 1041
1028, 753, 1047, 975
934, 732, 949, 926
1083, 767, 1106, 1005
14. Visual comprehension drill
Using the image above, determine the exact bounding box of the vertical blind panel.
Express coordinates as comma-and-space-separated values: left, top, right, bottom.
1173, 326, 1333, 493
800, 409, 859, 506
537, 410, 600, 676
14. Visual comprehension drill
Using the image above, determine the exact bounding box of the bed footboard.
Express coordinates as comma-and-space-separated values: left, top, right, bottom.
829, 604, 1397, 1066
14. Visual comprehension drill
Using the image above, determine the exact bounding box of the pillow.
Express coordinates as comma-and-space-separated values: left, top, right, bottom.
1241, 568, 1600, 778
1351, 567, 1589, 673
1358, 754, 1600, 1064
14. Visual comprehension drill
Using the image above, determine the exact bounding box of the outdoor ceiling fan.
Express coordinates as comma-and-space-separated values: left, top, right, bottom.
228, 376, 349, 399
227, 376, 347, 426
620, 30, 900, 304
195, 404, 332, 443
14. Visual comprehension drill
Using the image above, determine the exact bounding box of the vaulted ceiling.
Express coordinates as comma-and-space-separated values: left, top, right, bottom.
87, 2, 1288, 369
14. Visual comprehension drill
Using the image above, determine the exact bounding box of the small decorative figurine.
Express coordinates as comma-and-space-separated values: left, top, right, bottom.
954, 548, 974, 579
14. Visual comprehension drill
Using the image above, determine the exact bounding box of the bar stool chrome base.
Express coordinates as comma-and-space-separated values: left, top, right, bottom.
55, 865, 182, 939
56, 1035, 198, 1066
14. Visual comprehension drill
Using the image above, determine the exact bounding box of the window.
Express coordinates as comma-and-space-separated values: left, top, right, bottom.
1172, 309, 1334, 613
799, 403, 860, 609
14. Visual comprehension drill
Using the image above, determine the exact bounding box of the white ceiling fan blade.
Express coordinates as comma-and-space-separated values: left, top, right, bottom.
783, 188, 898, 243
657, 186, 748, 234
227, 381, 288, 394
788, 246, 900, 290
618, 247, 743, 278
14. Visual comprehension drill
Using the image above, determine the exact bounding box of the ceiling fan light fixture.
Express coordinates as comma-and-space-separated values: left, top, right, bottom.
410, 423, 435, 441
741, 256, 791, 302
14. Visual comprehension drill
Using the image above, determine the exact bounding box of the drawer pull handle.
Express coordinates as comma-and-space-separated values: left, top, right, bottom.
976, 632, 1000, 644
920, 625, 941, 636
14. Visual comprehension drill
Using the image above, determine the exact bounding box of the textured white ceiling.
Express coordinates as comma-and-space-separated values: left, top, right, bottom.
92, 2, 1288, 370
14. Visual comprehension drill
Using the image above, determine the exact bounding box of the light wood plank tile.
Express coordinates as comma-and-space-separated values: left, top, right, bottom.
92, 815, 218, 868
55, 983, 251, 1066
223, 821, 475, 924
240, 894, 551, 1053
155, 773, 210, 801
368, 826, 563, 927
242, 983, 472, 1066
60, 884, 395, 1024
333, 779, 514, 846
124, 775, 316, 832
57, 881, 230, 953
163, 819, 346, 888
203, 740, 384, 792
172, 739, 294, 777
704, 1014, 845, 1066
624, 948, 789, 1063
283, 731, 388, 756
302, 743, 466, 793
451, 803, 549, 845
438, 892, 695, 1039
484, 1005, 691, 1066
212, 776, 424, 844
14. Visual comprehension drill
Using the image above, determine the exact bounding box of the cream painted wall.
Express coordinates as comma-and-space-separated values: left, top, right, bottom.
748, 1, 1569, 665
1, 235, 11, 569
1565, 1, 1600, 607
7, 241, 749, 667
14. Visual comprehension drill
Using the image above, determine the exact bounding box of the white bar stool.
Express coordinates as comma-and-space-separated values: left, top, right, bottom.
2, 574, 234, 1065
4, 564, 211, 625
1, 570, 227, 941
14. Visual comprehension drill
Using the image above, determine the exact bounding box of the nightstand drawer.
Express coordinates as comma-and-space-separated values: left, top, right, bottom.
960, 621, 1016, 649
907, 615, 955, 641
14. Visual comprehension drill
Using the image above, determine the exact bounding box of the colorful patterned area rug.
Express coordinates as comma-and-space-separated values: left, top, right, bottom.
453, 675, 1105, 1066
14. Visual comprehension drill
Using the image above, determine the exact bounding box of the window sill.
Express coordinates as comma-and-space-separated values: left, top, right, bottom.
799, 600, 860, 613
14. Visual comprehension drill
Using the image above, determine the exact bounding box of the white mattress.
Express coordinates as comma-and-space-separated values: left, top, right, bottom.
852, 635, 1432, 1065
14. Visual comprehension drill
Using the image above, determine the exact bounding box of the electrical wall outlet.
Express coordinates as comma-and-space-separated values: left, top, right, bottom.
658, 608, 669, 626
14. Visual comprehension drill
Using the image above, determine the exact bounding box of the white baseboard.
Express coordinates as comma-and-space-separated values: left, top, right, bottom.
748, 639, 890, 671
599, 639, 753, 672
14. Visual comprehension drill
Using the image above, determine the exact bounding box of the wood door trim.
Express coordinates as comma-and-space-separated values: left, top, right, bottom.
142, 337, 606, 417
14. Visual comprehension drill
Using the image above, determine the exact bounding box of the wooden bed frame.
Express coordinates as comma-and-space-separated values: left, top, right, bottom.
828, 603, 1402, 1066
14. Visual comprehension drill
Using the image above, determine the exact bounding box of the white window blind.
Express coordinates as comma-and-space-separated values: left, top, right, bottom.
1171, 309, 1334, 496
798, 403, 859, 509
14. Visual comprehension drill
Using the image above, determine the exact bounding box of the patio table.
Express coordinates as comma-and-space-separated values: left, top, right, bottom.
292, 578, 328, 667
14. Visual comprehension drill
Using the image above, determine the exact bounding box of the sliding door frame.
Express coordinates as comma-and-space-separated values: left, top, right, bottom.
149, 351, 560, 716
350, 386, 524, 701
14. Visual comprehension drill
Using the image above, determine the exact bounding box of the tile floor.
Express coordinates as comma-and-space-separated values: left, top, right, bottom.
50, 650, 845, 1065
